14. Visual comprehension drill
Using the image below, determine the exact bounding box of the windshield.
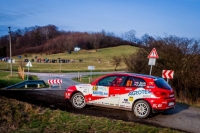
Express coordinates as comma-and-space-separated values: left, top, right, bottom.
154, 78, 172, 90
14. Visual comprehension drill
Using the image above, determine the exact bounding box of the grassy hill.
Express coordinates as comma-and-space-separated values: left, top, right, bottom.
0, 45, 139, 72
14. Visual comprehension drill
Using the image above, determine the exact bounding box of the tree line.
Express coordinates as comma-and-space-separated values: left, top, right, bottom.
0, 25, 134, 56
123, 35, 200, 104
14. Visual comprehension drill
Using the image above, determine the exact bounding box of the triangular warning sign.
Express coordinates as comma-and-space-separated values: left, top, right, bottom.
148, 48, 159, 58
26, 61, 32, 67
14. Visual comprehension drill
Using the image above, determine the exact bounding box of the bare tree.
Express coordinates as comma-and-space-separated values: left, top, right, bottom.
122, 30, 138, 44
112, 56, 122, 71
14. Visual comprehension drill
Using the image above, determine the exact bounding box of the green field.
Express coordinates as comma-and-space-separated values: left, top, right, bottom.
0, 96, 182, 133
0, 45, 138, 72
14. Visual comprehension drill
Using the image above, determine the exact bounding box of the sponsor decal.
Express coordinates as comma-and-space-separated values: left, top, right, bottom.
162, 101, 167, 104
104, 102, 109, 105
129, 97, 134, 101
93, 86, 109, 91
120, 105, 125, 108
152, 104, 157, 108
115, 104, 119, 106
67, 89, 73, 92
149, 82, 154, 85
158, 104, 162, 107
128, 90, 151, 96
92, 86, 98, 91
110, 103, 114, 106
153, 104, 162, 108
92, 86, 109, 97
147, 86, 155, 88
65, 93, 71, 96
134, 82, 146, 86
124, 99, 128, 101
93, 91, 108, 96
125, 106, 131, 108
125, 88, 132, 90
65, 93, 70, 98
122, 101, 130, 104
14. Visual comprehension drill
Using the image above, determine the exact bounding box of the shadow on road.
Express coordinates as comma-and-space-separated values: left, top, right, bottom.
161, 102, 190, 115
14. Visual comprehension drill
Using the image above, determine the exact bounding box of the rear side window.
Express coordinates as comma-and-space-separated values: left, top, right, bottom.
125, 77, 146, 87
154, 78, 172, 90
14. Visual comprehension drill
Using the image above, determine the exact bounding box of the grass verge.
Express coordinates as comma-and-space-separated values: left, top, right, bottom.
0, 71, 40, 89
0, 96, 182, 133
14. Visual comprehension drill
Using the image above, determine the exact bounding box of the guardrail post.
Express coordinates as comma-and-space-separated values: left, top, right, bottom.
25, 85, 27, 88
37, 84, 40, 88
59, 83, 61, 89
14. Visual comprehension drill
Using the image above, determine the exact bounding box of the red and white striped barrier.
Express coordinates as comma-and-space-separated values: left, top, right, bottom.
48, 79, 62, 84
48, 79, 62, 89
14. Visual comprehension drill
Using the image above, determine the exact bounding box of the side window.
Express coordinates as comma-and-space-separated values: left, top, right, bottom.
97, 76, 117, 86
97, 76, 126, 86
125, 77, 146, 87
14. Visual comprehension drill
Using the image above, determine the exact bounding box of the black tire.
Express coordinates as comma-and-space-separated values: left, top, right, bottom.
70, 92, 86, 109
133, 100, 151, 119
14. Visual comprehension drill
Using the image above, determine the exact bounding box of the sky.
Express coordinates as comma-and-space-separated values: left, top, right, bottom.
0, 0, 200, 39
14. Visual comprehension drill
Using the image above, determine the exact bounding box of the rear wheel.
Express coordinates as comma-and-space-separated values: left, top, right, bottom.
71, 92, 86, 109
133, 100, 151, 119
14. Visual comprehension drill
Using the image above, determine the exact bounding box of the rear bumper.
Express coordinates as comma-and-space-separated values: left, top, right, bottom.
152, 106, 175, 113
148, 98, 176, 113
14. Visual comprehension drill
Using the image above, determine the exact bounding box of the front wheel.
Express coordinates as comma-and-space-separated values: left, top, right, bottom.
133, 100, 151, 119
71, 92, 86, 109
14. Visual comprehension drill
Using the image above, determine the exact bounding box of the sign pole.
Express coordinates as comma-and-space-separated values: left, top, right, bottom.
27, 65, 29, 80
149, 65, 152, 75
26, 61, 32, 80
88, 66, 95, 82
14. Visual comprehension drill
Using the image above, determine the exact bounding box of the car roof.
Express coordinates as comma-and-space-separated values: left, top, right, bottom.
105, 72, 159, 79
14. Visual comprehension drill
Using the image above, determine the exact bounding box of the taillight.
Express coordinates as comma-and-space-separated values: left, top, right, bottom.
153, 91, 168, 99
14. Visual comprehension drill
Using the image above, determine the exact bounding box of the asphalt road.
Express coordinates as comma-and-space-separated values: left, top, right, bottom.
1, 72, 200, 133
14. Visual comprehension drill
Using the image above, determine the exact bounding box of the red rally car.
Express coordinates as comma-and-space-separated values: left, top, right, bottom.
64, 73, 176, 119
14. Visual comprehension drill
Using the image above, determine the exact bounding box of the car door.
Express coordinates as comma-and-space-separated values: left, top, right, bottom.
90, 75, 123, 107
108, 76, 126, 106
118, 76, 147, 109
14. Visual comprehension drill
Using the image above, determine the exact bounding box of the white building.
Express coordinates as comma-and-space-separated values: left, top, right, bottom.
74, 47, 81, 52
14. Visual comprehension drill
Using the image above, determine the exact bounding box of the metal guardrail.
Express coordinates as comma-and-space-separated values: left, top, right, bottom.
5, 80, 47, 89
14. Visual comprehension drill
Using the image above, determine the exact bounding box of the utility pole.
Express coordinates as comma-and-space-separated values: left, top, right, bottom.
8, 27, 12, 76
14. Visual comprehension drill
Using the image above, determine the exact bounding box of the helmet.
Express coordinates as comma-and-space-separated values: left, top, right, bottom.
117, 77, 122, 83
